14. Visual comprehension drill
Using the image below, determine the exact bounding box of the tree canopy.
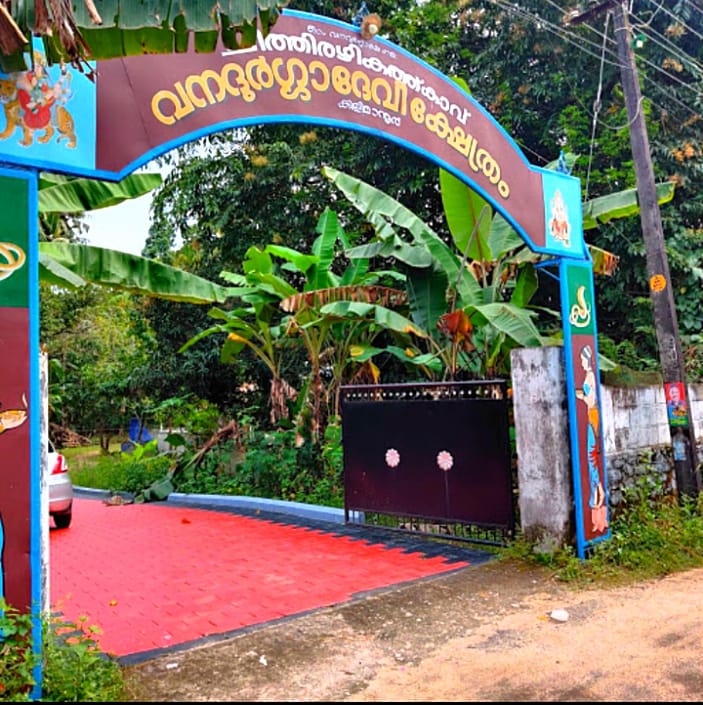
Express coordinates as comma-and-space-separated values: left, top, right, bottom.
37, 0, 703, 439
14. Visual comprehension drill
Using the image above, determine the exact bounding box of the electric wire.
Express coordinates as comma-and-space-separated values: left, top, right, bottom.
487, 0, 703, 126
640, 0, 703, 41
585, 10, 611, 199
541, 0, 703, 90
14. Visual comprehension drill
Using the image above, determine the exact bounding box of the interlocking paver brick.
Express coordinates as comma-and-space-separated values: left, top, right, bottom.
50, 497, 493, 663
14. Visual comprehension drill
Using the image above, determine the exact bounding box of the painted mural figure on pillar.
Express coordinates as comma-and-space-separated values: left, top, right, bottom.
576, 343, 608, 533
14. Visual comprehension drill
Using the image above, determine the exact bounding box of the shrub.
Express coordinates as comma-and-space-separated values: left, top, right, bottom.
0, 599, 124, 701
171, 421, 344, 508
504, 477, 703, 586
69, 445, 173, 496
0, 600, 36, 701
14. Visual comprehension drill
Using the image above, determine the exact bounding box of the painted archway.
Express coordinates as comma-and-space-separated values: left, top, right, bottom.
0, 9, 608, 619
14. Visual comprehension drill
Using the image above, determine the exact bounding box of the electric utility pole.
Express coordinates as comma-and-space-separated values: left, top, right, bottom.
566, 1, 700, 497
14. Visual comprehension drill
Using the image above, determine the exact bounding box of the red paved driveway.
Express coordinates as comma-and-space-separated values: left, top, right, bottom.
50, 497, 493, 664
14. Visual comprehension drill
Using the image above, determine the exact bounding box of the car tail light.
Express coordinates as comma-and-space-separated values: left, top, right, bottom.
51, 455, 67, 475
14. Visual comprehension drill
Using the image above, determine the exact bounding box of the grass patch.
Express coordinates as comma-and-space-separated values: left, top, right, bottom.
502, 480, 703, 587
65, 444, 172, 496
64, 446, 120, 489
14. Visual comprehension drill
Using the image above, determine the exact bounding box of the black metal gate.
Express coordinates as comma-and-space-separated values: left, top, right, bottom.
340, 380, 514, 546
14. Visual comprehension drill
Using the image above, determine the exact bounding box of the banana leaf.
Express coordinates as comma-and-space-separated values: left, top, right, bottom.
582, 182, 675, 230
39, 242, 237, 304
467, 302, 544, 348
1, 1, 285, 73
440, 169, 493, 260
320, 300, 428, 339
38, 173, 162, 214
323, 166, 483, 307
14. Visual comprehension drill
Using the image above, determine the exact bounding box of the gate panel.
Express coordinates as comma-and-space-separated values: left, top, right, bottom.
341, 381, 514, 545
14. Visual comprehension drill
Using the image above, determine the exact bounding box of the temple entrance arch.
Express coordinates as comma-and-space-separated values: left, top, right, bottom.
0, 8, 608, 628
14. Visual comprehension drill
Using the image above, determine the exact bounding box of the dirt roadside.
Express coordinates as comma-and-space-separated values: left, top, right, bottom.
122, 558, 703, 702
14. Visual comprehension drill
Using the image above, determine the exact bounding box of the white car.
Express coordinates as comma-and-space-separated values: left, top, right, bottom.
48, 440, 73, 528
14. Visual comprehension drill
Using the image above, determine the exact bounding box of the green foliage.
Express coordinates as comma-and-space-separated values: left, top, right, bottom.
130, 413, 345, 508
148, 396, 221, 439
66, 451, 117, 489
597, 335, 663, 387
503, 478, 703, 587
69, 449, 172, 496
105, 454, 172, 495
682, 334, 703, 382
323, 166, 548, 380
239, 429, 306, 500
41, 614, 124, 702
174, 439, 245, 496
0, 599, 124, 701
176, 426, 344, 508
40, 287, 158, 446
0, 600, 36, 701
596, 335, 659, 373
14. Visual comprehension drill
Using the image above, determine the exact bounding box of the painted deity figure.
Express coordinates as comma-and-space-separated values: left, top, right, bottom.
575, 344, 608, 533
549, 189, 571, 248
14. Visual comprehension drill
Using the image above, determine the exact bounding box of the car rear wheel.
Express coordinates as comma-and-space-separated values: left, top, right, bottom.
53, 508, 72, 529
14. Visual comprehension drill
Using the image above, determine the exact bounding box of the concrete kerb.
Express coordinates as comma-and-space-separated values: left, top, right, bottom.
74, 486, 362, 524
167, 492, 356, 524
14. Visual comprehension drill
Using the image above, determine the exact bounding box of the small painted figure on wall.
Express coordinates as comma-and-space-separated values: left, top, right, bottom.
575, 343, 608, 533
665, 382, 688, 427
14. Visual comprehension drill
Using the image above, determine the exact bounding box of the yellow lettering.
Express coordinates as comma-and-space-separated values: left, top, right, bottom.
426, 110, 450, 140
151, 84, 196, 125
222, 63, 257, 103
331, 65, 352, 95
467, 139, 479, 173
273, 58, 312, 102
173, 82, 197, 118
184, 69, 225, 108
351, 70, 372, 102
245, 56, 275, 91
380, 79, 406, 115
309, 60, 330, 92
475, 148, 501, 185
151, 89, 179, 125
148, 53, 510, 199
410, 96, 425, 124
447, 126, 472, 157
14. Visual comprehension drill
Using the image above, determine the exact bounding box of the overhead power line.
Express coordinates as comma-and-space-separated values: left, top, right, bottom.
487, 0, 703, 124
566, 0, 701, 498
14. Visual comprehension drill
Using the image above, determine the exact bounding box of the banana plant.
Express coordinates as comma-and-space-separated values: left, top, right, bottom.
38, 171, 244, 304
181, 207, 418, 435
40, 241, 239, 305
323, 156, 675, 380
322, 166, 546, 380
38, 157, 675, 396
38, 171, 164, 241
0, 1, 285, 73
437, 151, 675, 371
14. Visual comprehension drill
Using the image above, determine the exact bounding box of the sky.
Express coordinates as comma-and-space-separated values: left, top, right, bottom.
83, 190, 154, 256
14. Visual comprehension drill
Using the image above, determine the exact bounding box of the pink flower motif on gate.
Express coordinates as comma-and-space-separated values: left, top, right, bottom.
385, 448, 400, 468
437, 450, 453, 471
